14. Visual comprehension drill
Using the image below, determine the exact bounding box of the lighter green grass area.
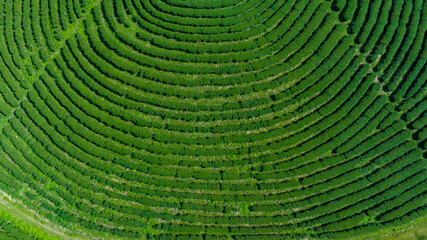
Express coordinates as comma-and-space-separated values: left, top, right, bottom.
355, 216, 427, 240
0, 190, 133, 240
1, 188, 425, 240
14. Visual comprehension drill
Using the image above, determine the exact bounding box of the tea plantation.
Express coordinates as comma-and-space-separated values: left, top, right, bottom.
0, 0, 425, 239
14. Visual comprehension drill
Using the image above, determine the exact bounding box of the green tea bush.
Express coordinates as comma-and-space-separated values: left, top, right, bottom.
0, 0, 424, 239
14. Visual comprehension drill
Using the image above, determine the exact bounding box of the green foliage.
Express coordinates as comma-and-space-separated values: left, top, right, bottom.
0, 0, 424, 239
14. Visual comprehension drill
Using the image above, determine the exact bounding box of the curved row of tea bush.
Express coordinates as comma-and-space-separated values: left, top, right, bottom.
0, 0, 425, 239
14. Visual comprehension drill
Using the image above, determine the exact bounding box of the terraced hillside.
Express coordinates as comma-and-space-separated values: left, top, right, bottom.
0, 0, 426, 239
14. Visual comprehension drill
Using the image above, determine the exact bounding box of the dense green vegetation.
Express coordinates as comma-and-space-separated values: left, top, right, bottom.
0, 0, 425, 239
